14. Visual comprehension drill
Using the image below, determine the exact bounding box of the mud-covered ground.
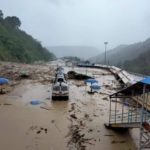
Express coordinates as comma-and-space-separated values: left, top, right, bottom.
0, 61, 138, 150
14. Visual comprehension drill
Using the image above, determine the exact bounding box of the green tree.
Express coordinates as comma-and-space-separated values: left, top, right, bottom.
5, 16, 21, 28
0, 11, 55, 63
0, 10, 3, 18
0, 10, 4, 22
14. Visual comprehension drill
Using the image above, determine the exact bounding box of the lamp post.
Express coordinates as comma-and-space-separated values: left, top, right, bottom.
104, 42, 108, 65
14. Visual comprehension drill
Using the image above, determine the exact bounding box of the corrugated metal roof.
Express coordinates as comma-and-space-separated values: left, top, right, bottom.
140, 77, 150, 85
110, 77, 150, 97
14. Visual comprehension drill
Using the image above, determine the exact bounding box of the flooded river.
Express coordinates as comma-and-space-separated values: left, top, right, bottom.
0, 63, 138, 150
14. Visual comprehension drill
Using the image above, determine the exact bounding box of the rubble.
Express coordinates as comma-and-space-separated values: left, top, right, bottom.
0, 62, 54, 92
68, 71, 92, 80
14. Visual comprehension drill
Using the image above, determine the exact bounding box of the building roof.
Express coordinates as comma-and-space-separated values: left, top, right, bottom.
110, 77, 150, 98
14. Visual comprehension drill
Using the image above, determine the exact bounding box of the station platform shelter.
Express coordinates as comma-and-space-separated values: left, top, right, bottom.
105, 77, 150, 150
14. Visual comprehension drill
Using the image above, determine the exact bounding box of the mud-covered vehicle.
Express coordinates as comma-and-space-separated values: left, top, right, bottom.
55, 67, 65, 75
52, 82, 69, 100
52, 67, 69, 100
54, 74, 67, 83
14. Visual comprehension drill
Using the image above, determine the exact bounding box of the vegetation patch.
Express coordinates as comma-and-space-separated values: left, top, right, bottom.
0, 10, 55, 63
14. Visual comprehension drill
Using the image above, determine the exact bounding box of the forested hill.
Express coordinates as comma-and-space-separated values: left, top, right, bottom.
123, 47, 150, 75
0, 10, 55, 63
89, 38, 150, 75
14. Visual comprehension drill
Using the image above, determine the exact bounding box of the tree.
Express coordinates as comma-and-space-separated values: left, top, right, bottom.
0, 10, 4, 22
0, 11, 55, 63
5, 16, 21, 28
0, 10, 3, 18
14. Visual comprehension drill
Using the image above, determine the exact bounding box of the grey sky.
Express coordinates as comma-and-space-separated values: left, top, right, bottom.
1, 0, 150, 51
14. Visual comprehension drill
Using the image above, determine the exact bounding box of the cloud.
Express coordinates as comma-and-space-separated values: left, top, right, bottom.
0, 0, 150, 51
46, 0, 84, 6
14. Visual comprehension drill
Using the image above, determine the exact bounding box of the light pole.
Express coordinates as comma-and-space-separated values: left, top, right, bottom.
104, 42, 108, 65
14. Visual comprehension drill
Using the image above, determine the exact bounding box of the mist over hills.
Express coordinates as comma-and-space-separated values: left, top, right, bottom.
89, 38, 150, 75
90, 38, 150, 65
47, 46, 100, 59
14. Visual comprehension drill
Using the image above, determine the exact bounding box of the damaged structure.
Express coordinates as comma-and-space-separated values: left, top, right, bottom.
105, 77, 150, 149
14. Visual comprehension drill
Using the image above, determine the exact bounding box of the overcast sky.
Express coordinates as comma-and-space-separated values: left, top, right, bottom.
1, 0, 150, 51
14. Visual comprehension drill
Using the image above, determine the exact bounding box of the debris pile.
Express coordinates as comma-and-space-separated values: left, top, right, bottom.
67, 103, 95, 150
0, 62, 54, 84
68, 71, 92, 80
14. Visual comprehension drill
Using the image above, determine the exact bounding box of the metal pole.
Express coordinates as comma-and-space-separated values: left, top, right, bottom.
104, 42, 108, 65
136, 96, 138, 122
115, 97, 117, 123
131, 90, 134, 123
139, 84, 146, 150
122, 98, 124, 123
109, 96, 112, 124
145, 93, 148, 121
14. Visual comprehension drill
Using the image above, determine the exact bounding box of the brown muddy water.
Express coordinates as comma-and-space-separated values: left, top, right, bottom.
0, 65, 138, 150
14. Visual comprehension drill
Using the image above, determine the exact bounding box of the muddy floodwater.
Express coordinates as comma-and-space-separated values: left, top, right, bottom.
0, 63, 138, 150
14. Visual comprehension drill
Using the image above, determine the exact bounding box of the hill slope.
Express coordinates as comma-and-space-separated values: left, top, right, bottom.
123, 48, 150, 75
47, 46, 100, 59
89, 38, 150, 75
90, 38, 150, 66
0, 10, 55, 63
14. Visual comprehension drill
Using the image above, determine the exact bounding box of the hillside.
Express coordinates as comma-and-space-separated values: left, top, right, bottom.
123, 48, 150, 75
89, 38, 150, 75
47, 46, 100, 59
90, 38, 150, 66
0, 10, 55, 63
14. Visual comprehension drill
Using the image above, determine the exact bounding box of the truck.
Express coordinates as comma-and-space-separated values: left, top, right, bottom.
52, 82, 69, 100
52, 67, 69, 100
